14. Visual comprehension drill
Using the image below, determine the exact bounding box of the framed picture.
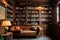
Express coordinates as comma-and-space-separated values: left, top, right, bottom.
0, 3, 5, 19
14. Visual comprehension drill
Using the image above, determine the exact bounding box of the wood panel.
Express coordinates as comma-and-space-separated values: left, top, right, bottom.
15, 0, 49, 3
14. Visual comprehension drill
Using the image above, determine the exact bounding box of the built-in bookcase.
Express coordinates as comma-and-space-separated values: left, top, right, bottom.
19, 7, 26, 25
14, 6, 40, 26
14, 7, 20, 26
4, 0, 52, 26
0, 0, 14, 26
27, 7, 39, 25
40, 5, 52, 25
6, 1, 14, 26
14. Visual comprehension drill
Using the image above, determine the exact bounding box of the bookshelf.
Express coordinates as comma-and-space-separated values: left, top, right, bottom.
27, 7, 39, 25
48, 6, 52, 25
14, 7, 20, 26
19, 6, 26, 25
0, 0, 15, 26
14, 6, 40, 26
40, 5, 52, 26
0, 1, 52, 26
6, 1, 14, 26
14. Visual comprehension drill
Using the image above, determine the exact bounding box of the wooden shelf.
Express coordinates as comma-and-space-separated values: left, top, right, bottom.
6, 1, 14, 26
40, 5, 52, 25
14, 6, 40, 26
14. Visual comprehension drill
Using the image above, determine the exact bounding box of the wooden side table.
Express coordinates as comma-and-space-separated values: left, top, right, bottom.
2, 32, 13, 40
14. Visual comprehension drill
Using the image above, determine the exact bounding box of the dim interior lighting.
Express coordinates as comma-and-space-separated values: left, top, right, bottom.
2, 20, 11, 33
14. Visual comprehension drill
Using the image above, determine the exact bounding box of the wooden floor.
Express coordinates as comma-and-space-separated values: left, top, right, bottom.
13, 31, 51, 40
13, 36, 51, 40
13, 28, 52, 40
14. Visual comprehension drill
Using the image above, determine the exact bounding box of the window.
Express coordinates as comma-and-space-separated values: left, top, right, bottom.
0, 3, 5, 19
57, 6, 59, 23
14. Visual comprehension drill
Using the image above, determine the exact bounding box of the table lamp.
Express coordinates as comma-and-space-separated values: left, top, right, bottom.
2, 20, 11, 33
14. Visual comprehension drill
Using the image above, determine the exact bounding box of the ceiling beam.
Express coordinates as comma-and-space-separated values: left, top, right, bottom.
15, 2, 49, 7
15, 0, 49, 3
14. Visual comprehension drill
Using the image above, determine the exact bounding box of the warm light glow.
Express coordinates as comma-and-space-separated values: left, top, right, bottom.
2, 0, 8, 6
2, 20, 11, 27
57, 6, 59, 23
35, 6, 44, 10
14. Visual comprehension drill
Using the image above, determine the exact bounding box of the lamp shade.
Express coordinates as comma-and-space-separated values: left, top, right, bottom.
2, 20, 11, 27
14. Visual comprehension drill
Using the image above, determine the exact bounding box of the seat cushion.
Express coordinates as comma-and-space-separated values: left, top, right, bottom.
21, 30, 37, 36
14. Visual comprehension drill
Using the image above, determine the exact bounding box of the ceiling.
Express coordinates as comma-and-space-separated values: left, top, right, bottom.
7, 0, 52, 6
7, 0, 58, 6
14, 0, 49, 3
14, 0, 50, 6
